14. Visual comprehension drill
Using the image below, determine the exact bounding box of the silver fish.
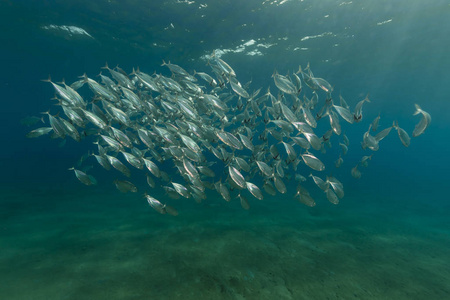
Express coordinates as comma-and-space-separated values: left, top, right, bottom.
375, 125, 393, 142
114, 180, 137, 193
230, 77, 249, 98
101, 135, 124, 152
146, 174, 156, 188
26, 127, 52, 138
143, 158, 161, 178
256, 161, 273, 177
273, 175, 286, 194
195, 71, 217, 87
360, 155, 372, 168
263, 181, 277, 196
179, 133, 201, 153
111, 127, 132, 148
339, 94, 349, 109
295, 184, 316, 207
59, 118, 81, 142
212, 54, 236, 77
351, 165, 361, 179
229, 166, 246, 189
301, 105, 317, 128
21, 116, 44, 127
238, 194, 250, 210
327, 176, 344, 199
42, 77, 77, 106
69, 167, 95, 186
164, 186, 181, 200
82, 109, 108, 130
273, 72, 297, 95
303, 132, 322, 151
32, 57, 432, 214
121, 151, 143, 169
106, 155, 131, 177
412, 104, 431, 137
164, 205, 179, 216
291, 137, 310, 150
218, 183, 231, 202
44, 112, 66, 138
394, 122, 411, 147
93, 154, 111, 170
333, 104, 354, 124
161, 60, 190, 77
295, 174, 307, 182
328, 110, 341, 135
309, 174, 328, 191
246, 182, 264, 200
145, 194, 166, 214
238, 133, 254, 151
275, 160, 285, 178
339, 143, 348, 155
353, 94, 370, 123
362, 125, 379, 151
183, 158, 199, 179
302, 153, 325, 171
172, 182, 190, 199
198, 166, 215, 178
371, 114, 381, 131
281, 142, 297, 161
325, 188, 339, 205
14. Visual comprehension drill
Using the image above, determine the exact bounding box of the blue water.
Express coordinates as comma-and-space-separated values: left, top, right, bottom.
1, 1, 449, 299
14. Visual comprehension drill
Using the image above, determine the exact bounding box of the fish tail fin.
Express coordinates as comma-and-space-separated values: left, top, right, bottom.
78, 73, 88, 83
413, 104, 422, 115
68, 167, 75, 171
271, 69, 278, 78
101, 62, 109, 70
393, 120, 399, 129
296, 65, 302, 75
364, 93, 371, 103
56, 78, 66, 85
161, 60, 169, 67
305, 62, 311, 71
50, 97, 63, 106
41, 75, 52, 83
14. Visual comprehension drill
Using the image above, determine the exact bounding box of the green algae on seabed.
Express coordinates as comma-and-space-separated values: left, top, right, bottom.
0, 187, 449, 300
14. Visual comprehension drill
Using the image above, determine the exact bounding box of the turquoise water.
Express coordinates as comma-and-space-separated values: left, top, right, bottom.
1, 1, 450, 299
2, 185, 449, 299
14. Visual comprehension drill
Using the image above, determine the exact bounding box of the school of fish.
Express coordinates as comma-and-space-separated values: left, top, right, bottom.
28, 51, 431, 215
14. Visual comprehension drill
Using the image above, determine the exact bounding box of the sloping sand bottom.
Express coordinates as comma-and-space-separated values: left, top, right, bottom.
0, 187, 449, 299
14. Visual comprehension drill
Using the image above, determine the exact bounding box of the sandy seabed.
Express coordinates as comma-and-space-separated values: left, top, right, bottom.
0, 186, 449, 300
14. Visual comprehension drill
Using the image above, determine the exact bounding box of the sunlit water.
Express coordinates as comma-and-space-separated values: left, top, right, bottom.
1, 1, 449, 299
